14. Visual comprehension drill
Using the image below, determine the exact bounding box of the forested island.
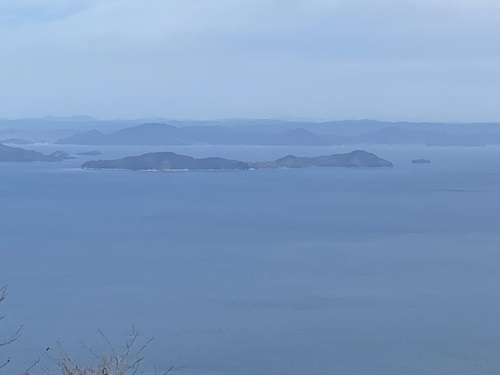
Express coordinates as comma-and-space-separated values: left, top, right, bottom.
82, 150, 393, 171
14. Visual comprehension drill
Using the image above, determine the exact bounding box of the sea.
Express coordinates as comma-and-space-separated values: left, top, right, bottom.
1, 144, 500, 375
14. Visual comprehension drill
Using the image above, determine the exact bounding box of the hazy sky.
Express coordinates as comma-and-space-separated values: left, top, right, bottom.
0, 0, 499, 121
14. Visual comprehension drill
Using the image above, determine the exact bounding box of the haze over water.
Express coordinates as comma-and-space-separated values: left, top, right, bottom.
1, 144, 500, 374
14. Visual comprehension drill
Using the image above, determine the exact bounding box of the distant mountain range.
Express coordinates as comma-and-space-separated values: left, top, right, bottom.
1, 117, 500, 146
56, 122, 500, 147
82, 150, 393, 171
58, 123, 341, 146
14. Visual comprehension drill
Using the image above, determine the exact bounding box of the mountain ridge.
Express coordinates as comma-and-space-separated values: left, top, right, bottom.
57, 122, 500, 147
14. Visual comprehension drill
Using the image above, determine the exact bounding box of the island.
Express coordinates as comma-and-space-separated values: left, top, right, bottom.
252, 150, 393, 169
0, 138, 33, 145
76, 150, 103, 156
412, 158, 431, 164
82, 152, 250, 171
82, 150, 393, 171
0, 143, 70, 162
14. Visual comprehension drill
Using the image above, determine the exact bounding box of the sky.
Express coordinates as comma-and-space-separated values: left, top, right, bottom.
0, 0, 499, 122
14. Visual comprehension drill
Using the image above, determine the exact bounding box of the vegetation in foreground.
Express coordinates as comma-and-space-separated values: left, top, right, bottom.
0, 286, 175, 375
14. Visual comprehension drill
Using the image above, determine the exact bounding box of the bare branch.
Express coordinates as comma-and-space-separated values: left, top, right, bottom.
0, 323, 23, 347
97, 329, 117, 358
0, 286, 7, 303
163, 364, 177, 375
55, 327, 168, 375
21, 347, 50, 375
0, 358, 10, 371
0, 285, 23, 375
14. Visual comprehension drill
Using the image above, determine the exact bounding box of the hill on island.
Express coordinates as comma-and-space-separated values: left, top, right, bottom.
0, 143, 70, 162
82, 150, 393, 171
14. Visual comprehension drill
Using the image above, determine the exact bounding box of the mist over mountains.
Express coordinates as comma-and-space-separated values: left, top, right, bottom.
1, 117, 500, 146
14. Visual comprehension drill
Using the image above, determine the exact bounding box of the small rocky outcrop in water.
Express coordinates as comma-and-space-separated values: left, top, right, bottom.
412, 158, 431, 164
76, 150, 103, 156
0, 143, 70, 162
82, 150, 393, 171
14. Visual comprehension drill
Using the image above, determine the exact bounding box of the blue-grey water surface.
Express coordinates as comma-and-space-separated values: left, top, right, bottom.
1, 144, 500, 375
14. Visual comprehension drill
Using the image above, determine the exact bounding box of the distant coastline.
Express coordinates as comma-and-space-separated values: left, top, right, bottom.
3, 118, 500, 147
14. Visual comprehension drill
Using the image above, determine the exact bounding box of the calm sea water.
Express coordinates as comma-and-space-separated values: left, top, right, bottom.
1, 144, 500, 375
